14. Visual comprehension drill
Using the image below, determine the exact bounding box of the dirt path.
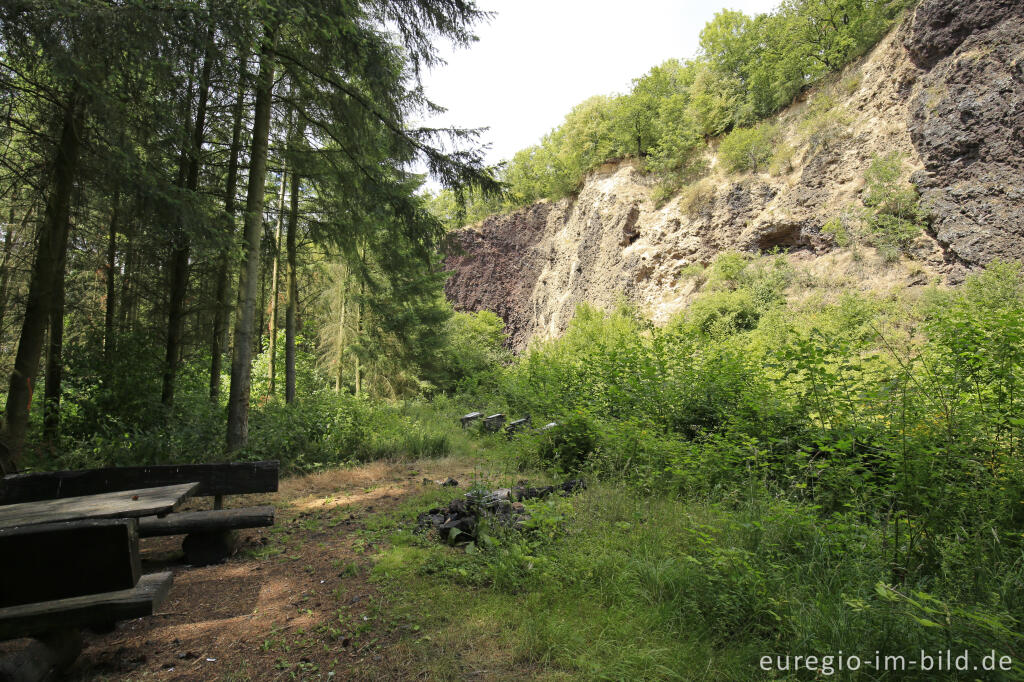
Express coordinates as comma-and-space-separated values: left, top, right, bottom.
63, 456, 484, 681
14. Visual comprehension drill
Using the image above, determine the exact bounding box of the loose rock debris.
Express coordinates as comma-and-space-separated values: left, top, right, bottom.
416, 479, 586, 544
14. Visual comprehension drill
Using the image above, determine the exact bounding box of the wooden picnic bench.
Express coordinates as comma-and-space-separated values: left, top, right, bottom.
0, 460, 279, 565
0, 485, 195, 682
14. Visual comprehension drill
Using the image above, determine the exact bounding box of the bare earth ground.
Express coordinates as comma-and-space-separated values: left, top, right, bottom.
51, 456, 488, 681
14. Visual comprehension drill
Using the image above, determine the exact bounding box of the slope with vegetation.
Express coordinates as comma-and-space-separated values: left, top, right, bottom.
443, 0, 1024, 349
430, 0, 913, 221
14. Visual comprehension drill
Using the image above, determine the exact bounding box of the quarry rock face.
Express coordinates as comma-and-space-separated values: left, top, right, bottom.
907, 4, 1024, 269
444, 0, 1023, 349
903, 0, 1024, 70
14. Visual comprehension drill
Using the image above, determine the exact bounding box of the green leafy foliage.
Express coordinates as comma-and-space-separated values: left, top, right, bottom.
426, 0, 911, 227
718, 123, 779, 172
365, 260, 1021, 678
823, 152, 927, 260
861, 151, 928, 258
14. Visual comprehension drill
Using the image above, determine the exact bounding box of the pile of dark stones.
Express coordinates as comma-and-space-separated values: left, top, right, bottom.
416, 478, 586, 544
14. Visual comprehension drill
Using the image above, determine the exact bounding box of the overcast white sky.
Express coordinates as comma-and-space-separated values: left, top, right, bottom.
417, 0, 782, 169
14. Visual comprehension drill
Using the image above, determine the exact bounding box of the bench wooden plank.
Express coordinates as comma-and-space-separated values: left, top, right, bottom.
0, 461, 279, 505
0, 483, 198, 529
460, 412, 483, 428
0, 519, 140, 608
137, 506, 275, 537
483, 414, 505, 432
0, 571, 173, 640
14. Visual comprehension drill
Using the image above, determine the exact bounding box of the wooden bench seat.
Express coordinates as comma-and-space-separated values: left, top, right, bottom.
0, 571, 173, 641
138, 505, 274, 537
0, 461, 278, 506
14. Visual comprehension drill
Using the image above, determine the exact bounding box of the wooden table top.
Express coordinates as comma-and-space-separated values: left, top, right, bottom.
0, 482, 199, 530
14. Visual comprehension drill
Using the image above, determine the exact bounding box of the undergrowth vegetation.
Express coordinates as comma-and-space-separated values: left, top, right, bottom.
362, 257, 1024, 679
26, 246, 1024, 678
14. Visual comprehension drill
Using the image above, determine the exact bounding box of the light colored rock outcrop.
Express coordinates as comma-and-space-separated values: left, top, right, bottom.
445, 0, 1020, 349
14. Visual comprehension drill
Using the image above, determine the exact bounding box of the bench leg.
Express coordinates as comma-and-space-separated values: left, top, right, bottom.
0, 629, 81, 682
182, 530, 238, 566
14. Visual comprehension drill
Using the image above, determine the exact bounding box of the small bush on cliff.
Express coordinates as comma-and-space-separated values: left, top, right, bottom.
797, 93, 852, 152
718, 123, 778, 173
861, 151, 927, 259
678, 178, 716, 218
823, 153, 927, 261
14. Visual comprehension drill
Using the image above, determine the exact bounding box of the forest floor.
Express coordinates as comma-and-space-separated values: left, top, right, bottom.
63, 454, 505, 681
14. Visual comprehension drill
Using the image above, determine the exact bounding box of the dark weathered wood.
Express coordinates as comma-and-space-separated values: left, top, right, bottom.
506, 417, 531, 438
0, 483, 198, 529
0, 571, 172, 640
182, 530, 239, 566
0, 461, 278, 505
138, 506, 274, 537
483, 414, 505, 432
460, 412, 483, 428
0, 629, 81, 682
0, 519, 140, 608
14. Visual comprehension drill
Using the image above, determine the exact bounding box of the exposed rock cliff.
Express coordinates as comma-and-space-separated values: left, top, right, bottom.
906, 0, 1024, 266
444, 0, 1024, 350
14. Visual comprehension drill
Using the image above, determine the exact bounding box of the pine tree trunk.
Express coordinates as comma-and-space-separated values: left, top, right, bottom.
0, 200, 32, 342
0, 94, 84, 473
103, 195, 119, 358
267, 171, 286, 396
226, 23, 278, 452
354, 281, 362, 397
257, 257, 266, 355
354, 246, 365, 397
119, 213, 137, 334
285, 169, 299, 404
163, 44, 212, 407
42, 256, 65, 445
209, 66, 247, 403
335, 283, 346, 393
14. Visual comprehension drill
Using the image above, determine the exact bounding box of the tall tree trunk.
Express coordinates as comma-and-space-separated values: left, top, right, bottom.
354, 245, 365, 397
354, 282, 362, 397
209, 64, 248, 403
163, 43, 212, 407
335, 277, 346, 393
0, 201, 33, 342
103, 194, 119, 358
226, 23, 278, 452
119, 213, 137, 334
42, 252, 65, 445
0, 94, 84, 473
267, 171, 286, 396
256, 257, 266, 354
284, 169, 299, 404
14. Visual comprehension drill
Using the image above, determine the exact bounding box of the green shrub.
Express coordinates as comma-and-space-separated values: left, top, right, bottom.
535, 412, 598, 473
678, 178, 716, 218
767, 142, 795, 175
861, 152, 927, 259
718, 123, 778, 173
687, 289, 763, 336
797, 93, 851, 152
